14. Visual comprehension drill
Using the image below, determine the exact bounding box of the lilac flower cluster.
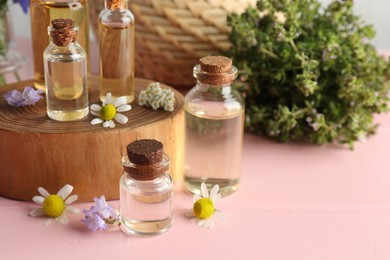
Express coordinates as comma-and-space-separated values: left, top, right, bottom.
3, 86, 43, 107
81, 196, 119, 232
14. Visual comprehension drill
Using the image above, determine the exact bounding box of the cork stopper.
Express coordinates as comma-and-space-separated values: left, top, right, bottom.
124, 139, 168, 181
195, 56, 237, 85
127, 139, 163, 165
49, 19, 78, 47
200, 56, 232, 73
106, 0, 127, 9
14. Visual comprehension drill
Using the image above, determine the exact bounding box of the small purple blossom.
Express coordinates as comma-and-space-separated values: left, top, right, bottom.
81, 206, 108, 231
81, 195, 119, 232
3, 87, 43, 107
13, 0, 30, 14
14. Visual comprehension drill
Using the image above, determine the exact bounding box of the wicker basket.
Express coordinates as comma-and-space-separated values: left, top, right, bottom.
89, 0, 255, 87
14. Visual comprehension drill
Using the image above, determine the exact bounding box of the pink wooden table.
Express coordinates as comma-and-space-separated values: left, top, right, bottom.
1, 38, 390, 260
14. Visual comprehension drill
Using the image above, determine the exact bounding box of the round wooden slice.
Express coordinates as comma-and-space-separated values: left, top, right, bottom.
0, 78, 184, 201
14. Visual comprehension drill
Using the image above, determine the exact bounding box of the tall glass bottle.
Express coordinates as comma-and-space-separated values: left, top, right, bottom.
184, 56, 245, 196
30, 0, 90, 92
44, 18, 89, 121
99, 0, 135, 103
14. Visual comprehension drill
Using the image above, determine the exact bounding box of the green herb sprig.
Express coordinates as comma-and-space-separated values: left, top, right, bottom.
228, 0, 390, 148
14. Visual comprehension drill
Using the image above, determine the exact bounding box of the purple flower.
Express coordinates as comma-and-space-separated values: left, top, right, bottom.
13, 0, 30, 14
4, 86, 43, 107
81, 195, 119, 232
93, 195, 119, 220
81, 207, 108, 231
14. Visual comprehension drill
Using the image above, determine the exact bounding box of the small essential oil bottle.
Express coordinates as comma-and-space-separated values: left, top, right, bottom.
120, 139, 173, 237
99, 0, 135, 103
44, 19, 89, 121
30, 0, 90, 92
184, 56, 245, 196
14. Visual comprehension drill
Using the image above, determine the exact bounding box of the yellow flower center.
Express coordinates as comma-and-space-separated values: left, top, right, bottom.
193, 198, 215, 219
42, 195, 65, 217
100, 104, 116, 120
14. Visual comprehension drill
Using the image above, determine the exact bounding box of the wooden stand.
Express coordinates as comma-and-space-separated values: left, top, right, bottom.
0, 78, 184, 201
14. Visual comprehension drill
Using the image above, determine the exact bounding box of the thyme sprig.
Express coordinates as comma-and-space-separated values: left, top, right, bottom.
228, 0, 390, 148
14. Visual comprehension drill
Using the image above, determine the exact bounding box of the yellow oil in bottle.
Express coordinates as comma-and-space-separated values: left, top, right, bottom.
30, 0, 90, 91
99, 22, 135, 103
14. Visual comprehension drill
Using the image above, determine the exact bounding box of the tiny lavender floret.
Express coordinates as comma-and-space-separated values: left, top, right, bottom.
139, 82, 175, 111
4, 87, 43, 107
187, 183, 225, 229
90, 93, 132, 128
81, 195, 119, 232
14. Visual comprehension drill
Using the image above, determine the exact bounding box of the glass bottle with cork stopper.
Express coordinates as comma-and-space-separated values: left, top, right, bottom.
120, 139, 173, 237
99, 0, 135, 103
184, 56, 245, 196
44, 18, 89, 121
30, 0, 90, 92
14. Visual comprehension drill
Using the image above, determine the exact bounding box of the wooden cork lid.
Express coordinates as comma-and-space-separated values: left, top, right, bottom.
196, 56, 237, 85
49, 19, 77, 47
127, 139, 163, 165
124, 139, 168, 181
106, 0, 126, 9
200, 56, 232, 73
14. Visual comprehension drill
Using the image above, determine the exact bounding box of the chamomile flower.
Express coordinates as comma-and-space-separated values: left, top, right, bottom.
90, 93, 132, 128
29, 184, 80, 225
187, 183, 225, 229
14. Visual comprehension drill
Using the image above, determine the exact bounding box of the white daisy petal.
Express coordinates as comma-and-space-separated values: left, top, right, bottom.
214, 210, 225, 221
38, 187, 50, 198
197, 219, 206, 227
65, 194, 78, 205
114, 96, 127, 107
57, 215, 69, 225
90, 110, 100, 117
116, 104, 132, 112
210, 217, 216, 228
90, 104, 101, 112
103, 93, 112, 106
32, 196, 45, 205
114, 113, 128, 124
91, 118, 104, 125
210, 185, 219, 202
29, 208, 45, 217
65, 205, 80, 214
103, 121, 110, 128
108, 120, 115, 128
45, 218, 53, 226
201, 183, 208, 198
193, 194, 201, 203
57, 184, 73, 199
214, 193, 221, 204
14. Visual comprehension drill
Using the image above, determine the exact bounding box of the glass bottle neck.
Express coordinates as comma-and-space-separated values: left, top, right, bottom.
105, 0, 128, 10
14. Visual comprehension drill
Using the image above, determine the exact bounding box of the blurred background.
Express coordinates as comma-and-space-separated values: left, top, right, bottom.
8, 0, 390, 50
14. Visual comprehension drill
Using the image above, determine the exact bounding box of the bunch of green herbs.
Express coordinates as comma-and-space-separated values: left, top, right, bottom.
227, 0, 390, 148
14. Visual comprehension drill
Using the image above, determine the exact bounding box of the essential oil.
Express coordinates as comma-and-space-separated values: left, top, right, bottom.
120, 139, 173, 237
30, 0, 90, 92
99, 0, 135, 103
184, 56, 245, 196
44, 19, 88, 121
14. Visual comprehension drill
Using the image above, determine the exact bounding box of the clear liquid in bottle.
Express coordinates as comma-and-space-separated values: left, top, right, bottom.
45, 56, 88, 121
184, 100, 244, 196
30, 0, 90, 91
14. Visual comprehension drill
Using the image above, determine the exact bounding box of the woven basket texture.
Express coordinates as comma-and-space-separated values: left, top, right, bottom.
89, 0, 255, 87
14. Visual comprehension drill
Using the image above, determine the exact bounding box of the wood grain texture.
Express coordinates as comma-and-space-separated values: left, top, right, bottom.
0, 78, 184, 201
